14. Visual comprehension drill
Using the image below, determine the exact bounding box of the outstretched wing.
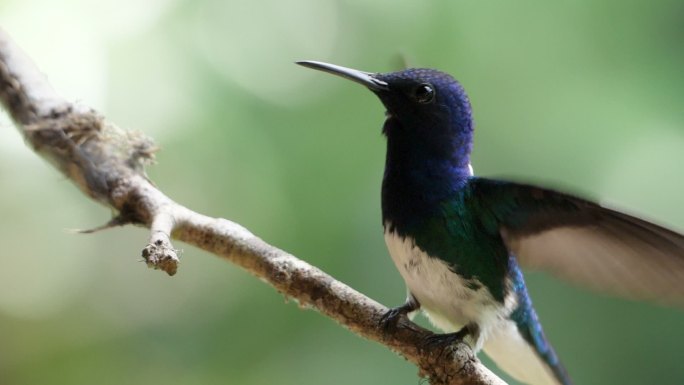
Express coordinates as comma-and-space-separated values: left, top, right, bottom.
468, 177, 684, 307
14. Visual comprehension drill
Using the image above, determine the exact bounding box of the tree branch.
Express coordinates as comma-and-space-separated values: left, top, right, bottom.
0, 28, 507, 385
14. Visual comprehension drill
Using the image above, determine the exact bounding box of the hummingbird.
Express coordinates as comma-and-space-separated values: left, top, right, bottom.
297, 60, 684, 385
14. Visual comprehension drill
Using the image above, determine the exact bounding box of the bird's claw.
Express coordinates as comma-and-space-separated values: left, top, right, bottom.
423, 324, 479, 351
379, 296, 420, 332
378, 306, 407, 331
422, 329, 469, 351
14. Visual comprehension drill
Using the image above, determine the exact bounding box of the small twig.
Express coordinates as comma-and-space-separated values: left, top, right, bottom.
69, 214, 132, 234
0, 27, 506, 385
142, 209, 179, 275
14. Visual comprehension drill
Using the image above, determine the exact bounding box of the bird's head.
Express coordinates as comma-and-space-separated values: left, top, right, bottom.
297, 61, 474, 165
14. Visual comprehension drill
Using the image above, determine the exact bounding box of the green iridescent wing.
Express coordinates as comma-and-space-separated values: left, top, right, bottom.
468, 177, 684, 307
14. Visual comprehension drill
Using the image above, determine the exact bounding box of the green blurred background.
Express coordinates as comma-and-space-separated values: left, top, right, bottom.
1, 0, 684, 384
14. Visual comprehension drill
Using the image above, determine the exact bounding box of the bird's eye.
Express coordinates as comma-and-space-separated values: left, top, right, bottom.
413, 83, 435, 104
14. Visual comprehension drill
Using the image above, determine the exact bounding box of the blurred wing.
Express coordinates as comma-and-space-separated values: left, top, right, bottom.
469, 178, 684, 307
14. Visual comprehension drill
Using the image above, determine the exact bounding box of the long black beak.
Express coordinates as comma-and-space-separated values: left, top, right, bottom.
297, 60, 389, 91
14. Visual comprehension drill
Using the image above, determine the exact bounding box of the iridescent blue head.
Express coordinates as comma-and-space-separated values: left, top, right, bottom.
298, 61, 475, 230
297, 61, 474, 170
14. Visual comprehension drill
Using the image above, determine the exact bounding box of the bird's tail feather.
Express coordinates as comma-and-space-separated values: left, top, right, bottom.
482, 320, 571, 385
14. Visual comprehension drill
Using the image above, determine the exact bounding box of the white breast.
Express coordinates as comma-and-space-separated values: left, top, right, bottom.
384, 230, 513, 350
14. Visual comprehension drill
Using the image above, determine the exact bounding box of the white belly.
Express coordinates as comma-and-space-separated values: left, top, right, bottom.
384, 230, 511, 350
384, 230, 563, 385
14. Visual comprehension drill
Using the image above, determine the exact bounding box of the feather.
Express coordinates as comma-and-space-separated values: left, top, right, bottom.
469, 178, 684, 307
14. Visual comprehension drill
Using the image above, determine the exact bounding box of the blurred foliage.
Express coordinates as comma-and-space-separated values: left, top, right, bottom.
1, 0, 684, 384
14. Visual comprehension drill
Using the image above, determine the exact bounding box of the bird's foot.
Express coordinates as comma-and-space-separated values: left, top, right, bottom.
423, 330, 467, 350
378, 306, 407, 329
379, 306, 408, 331
422, 323, 478, 352
379, 296, 420, 331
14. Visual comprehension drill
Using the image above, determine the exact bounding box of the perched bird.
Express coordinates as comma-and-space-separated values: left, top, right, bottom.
297, 60, 684, 385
